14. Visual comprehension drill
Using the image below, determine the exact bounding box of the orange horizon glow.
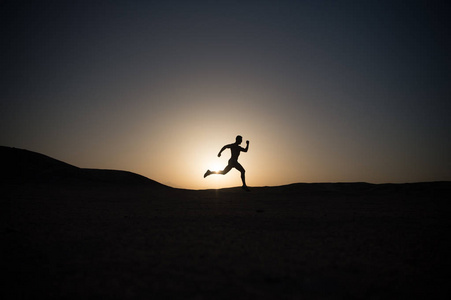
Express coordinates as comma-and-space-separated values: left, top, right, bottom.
3, 81, 450, 189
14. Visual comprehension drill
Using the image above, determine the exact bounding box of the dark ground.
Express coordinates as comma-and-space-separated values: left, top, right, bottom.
1, 146, 450, 299
2, 181, 451, 299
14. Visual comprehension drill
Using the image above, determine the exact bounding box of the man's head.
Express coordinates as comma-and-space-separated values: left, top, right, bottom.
235, 135, 243, 144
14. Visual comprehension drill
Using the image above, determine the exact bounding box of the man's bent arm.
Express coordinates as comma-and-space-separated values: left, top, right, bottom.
242, 141, 249, 152
218, 144, 230, 157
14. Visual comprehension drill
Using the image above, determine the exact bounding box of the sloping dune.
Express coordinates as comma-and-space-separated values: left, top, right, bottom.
0, 146, 165, 187
2, 146, 450, 299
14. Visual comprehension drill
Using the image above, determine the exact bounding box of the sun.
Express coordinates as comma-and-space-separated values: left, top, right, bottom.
208, 160, 224, 172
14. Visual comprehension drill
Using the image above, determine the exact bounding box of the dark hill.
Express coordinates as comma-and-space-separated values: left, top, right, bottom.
0, 146, 166, 187
254, 181, 451, 197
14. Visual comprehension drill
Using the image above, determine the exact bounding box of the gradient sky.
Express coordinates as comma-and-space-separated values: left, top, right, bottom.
1, 0, 450, 189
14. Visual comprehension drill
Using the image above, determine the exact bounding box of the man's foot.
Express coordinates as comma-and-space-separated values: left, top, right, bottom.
242, 185, 250, 192
204, 170, 211, 178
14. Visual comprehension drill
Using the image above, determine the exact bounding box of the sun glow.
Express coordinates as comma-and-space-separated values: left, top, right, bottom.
207, 160, 224, 173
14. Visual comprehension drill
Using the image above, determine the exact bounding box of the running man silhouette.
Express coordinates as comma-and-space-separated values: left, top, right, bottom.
204, 135, 250, 191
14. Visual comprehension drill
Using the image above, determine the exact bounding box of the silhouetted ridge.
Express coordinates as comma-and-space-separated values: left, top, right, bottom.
255, 181, 451, 197
0, 146, 166, 187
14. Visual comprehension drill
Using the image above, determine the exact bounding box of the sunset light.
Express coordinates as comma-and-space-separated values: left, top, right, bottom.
1, 0, 450, 189
3, 1, 450, 298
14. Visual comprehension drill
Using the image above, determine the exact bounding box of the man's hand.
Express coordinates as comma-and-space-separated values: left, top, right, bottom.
218, 153, 221, 157
246, 140, 249, 145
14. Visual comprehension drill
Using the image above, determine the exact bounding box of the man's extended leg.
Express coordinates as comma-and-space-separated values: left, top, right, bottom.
235, 163, 248, 188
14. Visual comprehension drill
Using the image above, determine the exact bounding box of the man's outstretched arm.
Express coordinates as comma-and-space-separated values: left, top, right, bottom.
218, 144, 230, 157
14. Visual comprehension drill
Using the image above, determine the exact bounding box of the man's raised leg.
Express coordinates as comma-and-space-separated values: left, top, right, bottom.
204, 164, 232, 178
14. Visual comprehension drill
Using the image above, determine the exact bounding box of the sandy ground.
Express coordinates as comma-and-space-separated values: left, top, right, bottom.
2, 181, 451, 299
